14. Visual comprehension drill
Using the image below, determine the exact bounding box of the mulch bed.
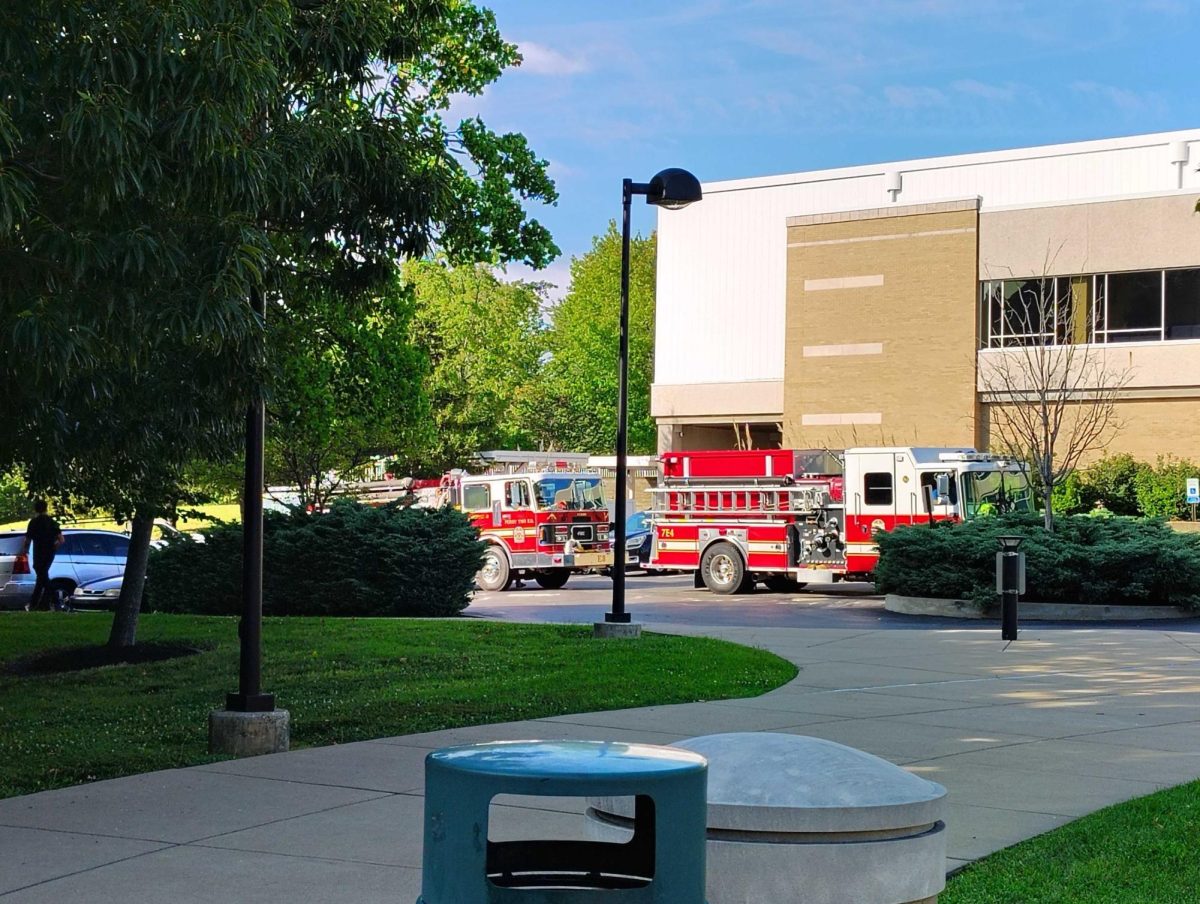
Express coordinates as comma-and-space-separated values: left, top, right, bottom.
4, 641, 211, 676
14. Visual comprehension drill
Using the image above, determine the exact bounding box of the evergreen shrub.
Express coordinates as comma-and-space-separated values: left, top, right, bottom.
146, 500, 483, 617
874, 514, 1200, 609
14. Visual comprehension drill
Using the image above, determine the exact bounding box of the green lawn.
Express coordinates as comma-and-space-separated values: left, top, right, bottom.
0, 613, 796, 799
944, 780, 1200, 903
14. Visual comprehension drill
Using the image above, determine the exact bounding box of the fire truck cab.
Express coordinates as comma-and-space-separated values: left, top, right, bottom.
443, 452, 614, 592
649, 446, 1030, 593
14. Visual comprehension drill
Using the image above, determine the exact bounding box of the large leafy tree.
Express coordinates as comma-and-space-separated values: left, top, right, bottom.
0, 1, 557, 647
267, 273, 427, 511
402, 259, 547, 474
525, 224, 657, 454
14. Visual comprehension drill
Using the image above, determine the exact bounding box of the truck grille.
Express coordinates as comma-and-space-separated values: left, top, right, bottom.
570, 524, 594, 542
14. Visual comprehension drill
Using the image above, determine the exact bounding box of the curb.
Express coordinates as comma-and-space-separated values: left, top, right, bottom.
884, 594, 1196, 622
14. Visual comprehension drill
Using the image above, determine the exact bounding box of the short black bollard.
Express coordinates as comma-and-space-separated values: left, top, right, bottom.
996, 535, 1024, 641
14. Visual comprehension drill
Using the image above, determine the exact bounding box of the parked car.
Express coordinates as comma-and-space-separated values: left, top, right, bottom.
0, 529, 130, 611
69, 574, 124, 610
624, 511, 654, 572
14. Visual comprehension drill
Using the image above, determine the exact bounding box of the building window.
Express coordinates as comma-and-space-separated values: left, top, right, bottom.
863, 472, 893, 506
1166, 268, 1200, 340
981, 268, 1200, 347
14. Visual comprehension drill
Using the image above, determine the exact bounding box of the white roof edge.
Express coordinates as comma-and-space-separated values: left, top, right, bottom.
703, 128, 1200, 194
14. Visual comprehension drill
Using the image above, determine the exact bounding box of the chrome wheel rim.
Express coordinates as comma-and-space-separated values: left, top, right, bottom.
480, 552, 502, 585
712, 553, 736, 586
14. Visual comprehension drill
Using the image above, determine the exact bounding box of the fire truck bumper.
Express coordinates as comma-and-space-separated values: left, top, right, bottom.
564, 551, 612, 568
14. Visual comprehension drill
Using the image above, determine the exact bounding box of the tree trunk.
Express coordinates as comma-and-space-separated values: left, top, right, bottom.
108, 511, 154, 649
1042, 484, 1054, 533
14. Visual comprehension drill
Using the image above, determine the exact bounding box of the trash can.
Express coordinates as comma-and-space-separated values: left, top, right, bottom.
588, 733, 947, 903
419, 739, 708, 903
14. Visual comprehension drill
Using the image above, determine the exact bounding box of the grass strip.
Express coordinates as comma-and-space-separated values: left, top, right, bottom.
944, 779, 1200, 903
0, 613, 795, 799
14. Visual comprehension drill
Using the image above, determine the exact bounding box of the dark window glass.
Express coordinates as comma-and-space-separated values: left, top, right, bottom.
920, 472, 958, 506
1105, 271, 1161, 334
101, 535, 130, 558
73, 534, 110, 557
984, 283, 1002, 347
864, 472, 893, 506
505, 481, 530, 509
59, 535, 83, 556
1166, 268, 1200, 340
0, 536, 24, 555
463, 484, 490, 510
1002, 279, 1054, 341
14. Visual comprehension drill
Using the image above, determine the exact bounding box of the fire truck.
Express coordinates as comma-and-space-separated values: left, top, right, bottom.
648, 447, 1031, 594
439, 452, 614, 591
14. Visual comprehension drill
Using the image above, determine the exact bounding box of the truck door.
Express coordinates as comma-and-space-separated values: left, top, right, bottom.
845, 451, 897, 571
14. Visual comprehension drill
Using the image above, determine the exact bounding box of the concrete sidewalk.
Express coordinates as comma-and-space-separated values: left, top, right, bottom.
5, 623, 1200, 901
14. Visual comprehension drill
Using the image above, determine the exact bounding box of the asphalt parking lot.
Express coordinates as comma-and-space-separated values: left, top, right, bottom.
468, 571, 1200, 632
468, 571, 950, 629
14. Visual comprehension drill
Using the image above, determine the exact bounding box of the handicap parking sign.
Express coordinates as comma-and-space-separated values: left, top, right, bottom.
1187, 477, 1200, 505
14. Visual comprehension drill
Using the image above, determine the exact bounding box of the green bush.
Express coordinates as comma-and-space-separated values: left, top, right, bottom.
1134, 456, 1199, 520
0, 470, 29, 523
1050, 471, 1084, 516
874, 514, 1200, 608
1078, 454, 1144, 517
146, 500, 484, 617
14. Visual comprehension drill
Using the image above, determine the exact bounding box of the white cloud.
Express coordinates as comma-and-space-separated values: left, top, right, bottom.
496, 259, 574, 307
1071, 80, 1165, 114
517, 41, 590, 76
952, 79, 1017, 102
883, 85, 947, 109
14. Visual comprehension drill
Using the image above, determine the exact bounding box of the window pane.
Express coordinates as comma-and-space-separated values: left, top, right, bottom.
1106, 271, 1162, 332
1165, 268, 1200, 340
986, 283, 1001, 347
463, 484, 490, 510
1002, 279, 1050, 338
864, 472, 893, 506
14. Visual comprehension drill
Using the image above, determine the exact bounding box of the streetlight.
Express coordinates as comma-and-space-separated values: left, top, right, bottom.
605, 168, 703, 627
996, 535, 1024, 641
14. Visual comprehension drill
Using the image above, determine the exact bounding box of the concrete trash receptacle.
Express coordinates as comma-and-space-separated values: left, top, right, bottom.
588, 733, 946, 904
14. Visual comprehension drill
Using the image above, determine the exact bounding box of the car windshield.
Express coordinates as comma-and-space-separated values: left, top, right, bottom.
962, 469, 1033, 517
626, 512, 648, 533
535, 476, 605, 511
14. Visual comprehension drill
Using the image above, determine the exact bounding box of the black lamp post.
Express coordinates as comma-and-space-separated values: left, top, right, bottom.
997, 535, 1023, 642
606, 168, 702, 624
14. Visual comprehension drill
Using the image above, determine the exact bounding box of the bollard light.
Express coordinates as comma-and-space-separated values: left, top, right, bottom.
997, 535, 1023, 551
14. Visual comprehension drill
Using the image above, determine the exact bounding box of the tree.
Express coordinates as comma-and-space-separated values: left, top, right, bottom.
266, 272, 427, 511
0, 1, 557, 647
978, 270, 1129, 530
402, 259, 547, 473
525, 224, 657, 454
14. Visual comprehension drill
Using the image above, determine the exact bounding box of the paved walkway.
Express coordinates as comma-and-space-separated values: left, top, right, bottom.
5, 622, 1200, 901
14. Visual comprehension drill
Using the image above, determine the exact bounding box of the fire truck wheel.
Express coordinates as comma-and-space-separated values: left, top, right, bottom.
700, 542, 747, 595
533, 570, 570, 590
476, 546, 512, 592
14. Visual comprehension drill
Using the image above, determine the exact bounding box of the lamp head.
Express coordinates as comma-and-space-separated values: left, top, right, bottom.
997, 535, 1023, 551
646, 167, 702, 210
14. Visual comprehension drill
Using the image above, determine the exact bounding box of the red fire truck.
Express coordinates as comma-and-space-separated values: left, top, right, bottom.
440, 452, 614, 591
648, 447, 1031, 594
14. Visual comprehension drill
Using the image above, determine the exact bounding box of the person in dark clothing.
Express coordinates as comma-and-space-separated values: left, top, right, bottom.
20, 499, 64, 611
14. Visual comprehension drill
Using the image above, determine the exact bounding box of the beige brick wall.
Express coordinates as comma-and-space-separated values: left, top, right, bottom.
783, 202, 981, 450
982, 397, 1200, 464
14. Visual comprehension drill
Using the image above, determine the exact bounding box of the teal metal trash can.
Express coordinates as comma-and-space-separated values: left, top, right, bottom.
418, 739, 708, 903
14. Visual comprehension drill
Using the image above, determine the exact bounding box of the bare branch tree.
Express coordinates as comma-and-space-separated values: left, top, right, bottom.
978, 251, 1130, 530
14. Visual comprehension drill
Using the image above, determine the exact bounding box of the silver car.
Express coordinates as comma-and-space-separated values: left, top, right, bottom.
0, 529, 130, 610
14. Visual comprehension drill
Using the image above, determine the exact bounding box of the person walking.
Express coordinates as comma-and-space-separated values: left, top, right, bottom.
20, 499, 64, 611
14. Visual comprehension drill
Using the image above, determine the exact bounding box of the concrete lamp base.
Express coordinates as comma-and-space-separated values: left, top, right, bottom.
593, 621, 643, 639
209, 709, 290, 757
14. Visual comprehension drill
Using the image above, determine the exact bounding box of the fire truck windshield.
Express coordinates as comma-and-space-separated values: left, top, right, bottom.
962, 470, 1033, 517
535, 476, 605, 511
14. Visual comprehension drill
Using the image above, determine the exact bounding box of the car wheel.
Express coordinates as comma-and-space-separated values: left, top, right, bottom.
700, 542, 747, 595
533, 570, 570, 590
475, 547, 512, 592
49, 579, 76, 612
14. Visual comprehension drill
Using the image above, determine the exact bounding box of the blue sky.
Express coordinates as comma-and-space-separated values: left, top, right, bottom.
471, 1, 1198, 296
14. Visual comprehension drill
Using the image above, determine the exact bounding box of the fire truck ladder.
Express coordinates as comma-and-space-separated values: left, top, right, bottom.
650, 479, 835, 518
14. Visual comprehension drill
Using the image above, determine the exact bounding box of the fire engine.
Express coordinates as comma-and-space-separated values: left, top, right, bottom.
439, 452, 614, 591
648, 447, 1031, 594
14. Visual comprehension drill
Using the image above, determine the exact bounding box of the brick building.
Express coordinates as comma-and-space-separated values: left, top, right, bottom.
652, 130, 1200, 461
